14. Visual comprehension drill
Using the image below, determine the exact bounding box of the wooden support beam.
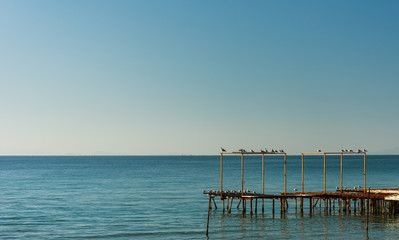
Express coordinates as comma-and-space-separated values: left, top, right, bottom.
206, 196, 212, 237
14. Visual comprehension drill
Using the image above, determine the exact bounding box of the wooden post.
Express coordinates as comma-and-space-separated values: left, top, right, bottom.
354, 199, 356, 213
302, 153, 304, 193
333, 199, 335, 212
340, 153, 343, 193
324, 153, 326, 193
273, 199, 275, 215
237, 199, 241, 209
206, 196, 212, 236
241, 154, 244, 196
284, 153, 287, 195
309, 198, 312, 215
262, 153, 265, 212
255, 198, 258, 214
348, 198, 351, 213
364, 153, 366, 194
220, 153, 223, 197
213, 198, 218, 210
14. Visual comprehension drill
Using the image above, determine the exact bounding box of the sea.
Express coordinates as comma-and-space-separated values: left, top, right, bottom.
0, 155, 398, 239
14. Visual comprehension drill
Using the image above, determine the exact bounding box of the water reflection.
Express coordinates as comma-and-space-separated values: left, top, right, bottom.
211, 208, 399, 239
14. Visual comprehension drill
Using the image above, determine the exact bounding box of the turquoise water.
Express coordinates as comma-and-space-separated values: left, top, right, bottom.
0, 155, 398, 239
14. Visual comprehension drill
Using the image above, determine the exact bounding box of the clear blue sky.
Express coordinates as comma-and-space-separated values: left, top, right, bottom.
1, 0, 398, 155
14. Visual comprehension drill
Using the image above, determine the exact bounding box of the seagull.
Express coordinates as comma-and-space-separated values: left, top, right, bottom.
271, 149, 275, 153
239, 149, 246, 153
341, 150, 345, 152
336, 186, 339, 190
280, 149, 284, 153
354, 186, 357, 189
350, 149, 354, 153
358, 185, 362, 189
251, 150, 255, 153
317, 149, 322, 152
345, 149, 349, 152
363, 149, 367, 152
260, 150, 265, 153
294, 188, 297, 192
265, 148, 269, 153
357, 149, 362, 153
220, 147, 226, 152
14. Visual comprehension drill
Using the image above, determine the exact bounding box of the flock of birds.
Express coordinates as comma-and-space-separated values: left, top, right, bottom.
204, 186, 364, 195
204, 189, 256, 195
220, 147, 284, 153
341, 149, 367, 153
220, 148, 367, 154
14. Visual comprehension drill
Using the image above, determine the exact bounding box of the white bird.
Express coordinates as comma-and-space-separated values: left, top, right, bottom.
350, 149, 354, 153
357, 149, 362, 153
341, 150, 345, 152
336, 186, 339, 190
265, 148, 269, 153
220, 147, 226, 152
260, 150, 265, 153
239, 149, 246, 153
317, 149, 322, 152
364, 149, 367, 152
294, 188, 297, 192
251, 150, 255, 153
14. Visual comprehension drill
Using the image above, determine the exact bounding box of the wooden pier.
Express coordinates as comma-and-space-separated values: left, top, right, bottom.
204, 149, 399, 236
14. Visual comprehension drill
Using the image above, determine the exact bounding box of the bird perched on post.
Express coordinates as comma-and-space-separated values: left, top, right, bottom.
220, 147, 226, 153
239, 149, 246, 153
363, 149, 367, 152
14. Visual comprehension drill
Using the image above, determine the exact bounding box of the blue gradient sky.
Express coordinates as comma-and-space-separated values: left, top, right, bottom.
1, 1, 398, 155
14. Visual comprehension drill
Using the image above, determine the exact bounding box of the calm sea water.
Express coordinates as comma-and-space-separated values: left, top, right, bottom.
0, 155, 398, 239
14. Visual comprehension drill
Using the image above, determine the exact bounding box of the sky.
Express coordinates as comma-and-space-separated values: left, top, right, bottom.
0, 0, 398, 155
